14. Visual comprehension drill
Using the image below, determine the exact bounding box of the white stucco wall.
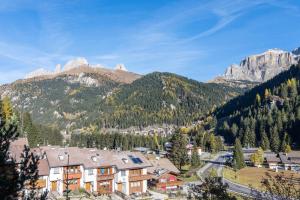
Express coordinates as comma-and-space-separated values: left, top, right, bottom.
48, 167, 63, 194
83, 168, 97, 192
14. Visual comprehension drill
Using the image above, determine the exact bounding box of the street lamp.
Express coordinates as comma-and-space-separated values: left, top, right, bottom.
64, 152, 70, 200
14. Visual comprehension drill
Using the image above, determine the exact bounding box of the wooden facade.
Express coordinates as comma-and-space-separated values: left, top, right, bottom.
129, 181, 143, 194
63, 165, 81, 191
97, 167, 114, 194
152, 173, 183, 191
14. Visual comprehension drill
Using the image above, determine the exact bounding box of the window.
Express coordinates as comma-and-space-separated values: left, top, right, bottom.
99, 168, 109, 175
130, 169, 141, 176
121, 170, 126, 176
88, 169, 93, 175
160, 179, 167, 183
67, 179, 77, 185
130, 181, 141, 187
53, 167, 59, 174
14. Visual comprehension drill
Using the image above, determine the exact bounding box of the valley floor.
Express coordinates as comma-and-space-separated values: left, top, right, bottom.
223, 166, 300, 191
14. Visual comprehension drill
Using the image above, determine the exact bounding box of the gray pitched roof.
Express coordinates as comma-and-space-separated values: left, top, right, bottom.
148, 158, 180, 175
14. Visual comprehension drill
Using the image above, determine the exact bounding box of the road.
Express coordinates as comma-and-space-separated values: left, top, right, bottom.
197, 152, 259, 198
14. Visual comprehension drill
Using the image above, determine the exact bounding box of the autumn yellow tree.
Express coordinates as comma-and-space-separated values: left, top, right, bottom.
250, 147, 264, 167
2, 96, 13, 122
284, 144, 292, 153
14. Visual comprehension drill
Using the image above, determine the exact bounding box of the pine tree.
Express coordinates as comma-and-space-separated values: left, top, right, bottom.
260, 131, 270, 150
191, 149, 201, 167
0, 101, 46, 199
233, 138, 245, 170
270, 126, 280, 153
170, 131, 188, 170
23, 113, 41, 147
231, 123, 238, 137
243, 127, 255, 147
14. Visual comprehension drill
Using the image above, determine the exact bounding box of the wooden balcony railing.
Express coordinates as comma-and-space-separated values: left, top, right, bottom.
97, 174, 115, 181
129, 174, 152, 182
64, 170, 82, 179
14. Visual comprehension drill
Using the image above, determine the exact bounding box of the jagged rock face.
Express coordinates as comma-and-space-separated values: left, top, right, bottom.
114, 63, 127, 71
63, 57, 88, 71
292, 47, 300, 55
25, 68, 52, 79
223, 49, 298, 82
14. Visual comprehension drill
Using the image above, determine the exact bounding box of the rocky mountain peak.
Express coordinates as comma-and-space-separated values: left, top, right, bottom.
220, 48, 298, 83
24, 58, 135, 82
292, 47, 300, 55
63, 57, 89, 71
114, 63, 127, 71
25, 68, 52, 79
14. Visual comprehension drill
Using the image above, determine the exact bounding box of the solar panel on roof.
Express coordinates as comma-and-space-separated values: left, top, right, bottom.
132, 158, 138, 163
130, 157, 143, 164
136, 158, 143, 163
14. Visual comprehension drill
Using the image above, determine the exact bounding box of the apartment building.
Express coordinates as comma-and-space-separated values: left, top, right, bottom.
8, 140, 153, 197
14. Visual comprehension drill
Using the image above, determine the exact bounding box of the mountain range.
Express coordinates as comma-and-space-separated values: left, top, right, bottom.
0, 61, 242, 133
213, 48, 299, 84
0, 46, 299, 134
215, 62, 300, 150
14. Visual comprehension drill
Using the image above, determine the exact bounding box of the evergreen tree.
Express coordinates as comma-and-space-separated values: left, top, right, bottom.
170, 131, 188, 170
0, 101, 46, 199
231, 123, 238, 137
260, 131, 270, 150
243, 127, 255, 147
191, 149, 201, 167
270, 126, 280, 153
232, 138, 245, 170
23, 113, 41, 147
190, 177, 237, 200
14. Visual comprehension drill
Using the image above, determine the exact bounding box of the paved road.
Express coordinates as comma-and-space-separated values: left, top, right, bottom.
197, 152, 259, 198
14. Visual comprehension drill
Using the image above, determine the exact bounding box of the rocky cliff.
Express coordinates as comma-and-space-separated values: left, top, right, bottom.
292, 47, 300, 55
214, 48, 299, 84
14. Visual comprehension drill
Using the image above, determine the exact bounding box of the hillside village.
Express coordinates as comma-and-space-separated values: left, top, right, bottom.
1, 1, 300, 199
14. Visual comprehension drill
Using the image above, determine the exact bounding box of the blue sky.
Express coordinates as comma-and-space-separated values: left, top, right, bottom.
0, 0, 300, 84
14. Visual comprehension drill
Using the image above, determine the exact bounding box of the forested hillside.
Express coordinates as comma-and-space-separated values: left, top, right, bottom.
0, 71, 243, 133
99, 72, 243, 129
0, 72, 120, 131
215, 63, 300, 152
1, 96, 63, 147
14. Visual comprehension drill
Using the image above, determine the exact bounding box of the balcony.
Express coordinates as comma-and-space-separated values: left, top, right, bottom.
97, 174, 115, 181
64, 170, 82, 179
129, 174, 152, 182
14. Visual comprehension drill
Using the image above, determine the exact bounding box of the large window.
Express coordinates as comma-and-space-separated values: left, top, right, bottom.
130, 181, 141, 187
53, 167, 59, 174
88, 169, 93, 175
121, 170, 126, 176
